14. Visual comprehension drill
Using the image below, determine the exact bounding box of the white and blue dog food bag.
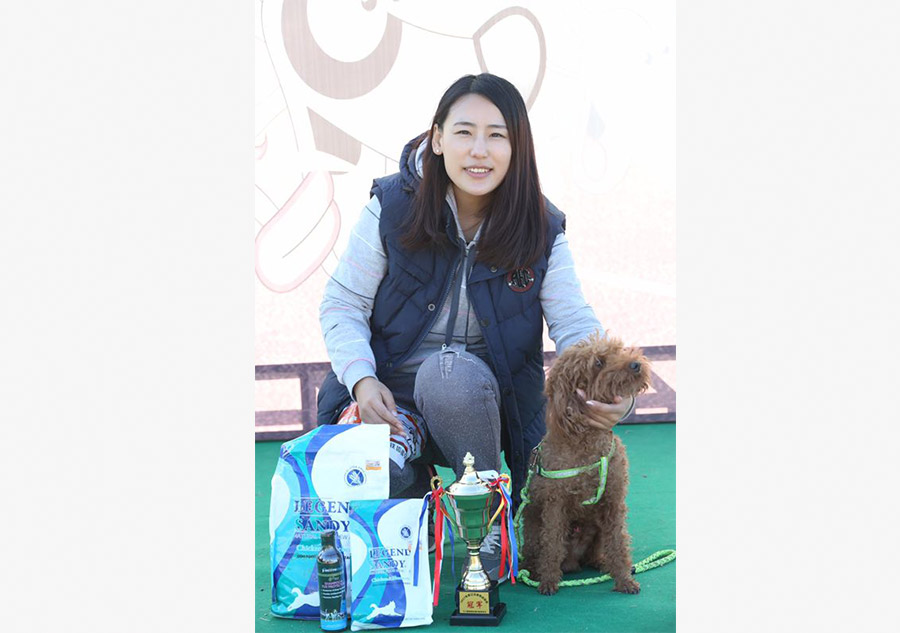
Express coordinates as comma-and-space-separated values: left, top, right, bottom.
348, 498, 432, 631
269, 424, 389, 620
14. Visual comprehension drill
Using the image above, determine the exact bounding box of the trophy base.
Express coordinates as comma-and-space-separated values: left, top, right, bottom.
450, 582, 506, 626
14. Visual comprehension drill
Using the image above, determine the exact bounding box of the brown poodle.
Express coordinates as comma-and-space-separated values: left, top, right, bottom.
520, 333, 651, 595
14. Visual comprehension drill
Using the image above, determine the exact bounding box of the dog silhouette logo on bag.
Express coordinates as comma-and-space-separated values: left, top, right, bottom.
506, 267, 535, 293
345, 467, 366, 487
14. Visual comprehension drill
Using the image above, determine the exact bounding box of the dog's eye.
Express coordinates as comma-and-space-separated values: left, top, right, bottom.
595, 358, 604, 368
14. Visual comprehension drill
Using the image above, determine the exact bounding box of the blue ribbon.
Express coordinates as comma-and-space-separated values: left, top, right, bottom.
498, 484, 519, 578
413, 492, 432, 586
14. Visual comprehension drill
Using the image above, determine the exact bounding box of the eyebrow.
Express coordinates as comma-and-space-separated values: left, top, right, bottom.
451, 121, 508, 129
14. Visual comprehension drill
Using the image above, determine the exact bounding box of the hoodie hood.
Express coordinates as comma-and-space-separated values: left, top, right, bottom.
398, 132, 429, 191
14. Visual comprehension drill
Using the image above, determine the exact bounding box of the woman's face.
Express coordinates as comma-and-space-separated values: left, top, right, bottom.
432, 93, 512, 215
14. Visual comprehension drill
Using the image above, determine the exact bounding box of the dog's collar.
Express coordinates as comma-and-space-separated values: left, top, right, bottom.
532, 439, 617, 505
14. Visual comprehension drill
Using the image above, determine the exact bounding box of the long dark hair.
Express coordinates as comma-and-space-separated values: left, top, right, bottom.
401, 73, 548, 270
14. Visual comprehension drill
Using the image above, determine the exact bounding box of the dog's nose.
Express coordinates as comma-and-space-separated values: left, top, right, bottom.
630, 361, 642, 374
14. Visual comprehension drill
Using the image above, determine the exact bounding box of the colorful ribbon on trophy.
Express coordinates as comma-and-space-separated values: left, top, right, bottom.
427, 484, 455, 607
487, 474, 518, 584
425, 486, 443, 606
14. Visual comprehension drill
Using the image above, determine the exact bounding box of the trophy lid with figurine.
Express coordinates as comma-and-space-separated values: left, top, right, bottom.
447, 453, 492, 498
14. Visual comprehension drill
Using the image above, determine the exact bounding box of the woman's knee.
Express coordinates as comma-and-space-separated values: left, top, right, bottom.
414, 350, 500, 412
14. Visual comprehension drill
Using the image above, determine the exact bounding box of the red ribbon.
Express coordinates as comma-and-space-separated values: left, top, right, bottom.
499, 500, 509, 578
431, 486, 445, 607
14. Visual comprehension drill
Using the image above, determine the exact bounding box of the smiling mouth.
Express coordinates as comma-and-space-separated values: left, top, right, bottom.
465, 167, 492, 175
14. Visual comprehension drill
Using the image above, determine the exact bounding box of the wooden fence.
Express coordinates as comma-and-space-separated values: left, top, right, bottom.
255, 345, 675, 442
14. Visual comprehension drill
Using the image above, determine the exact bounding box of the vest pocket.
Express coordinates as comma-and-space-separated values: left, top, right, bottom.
385, 243, 429, 297
492, 285, 543, 325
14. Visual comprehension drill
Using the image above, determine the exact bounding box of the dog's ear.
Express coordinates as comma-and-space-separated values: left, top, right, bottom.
545, 356, 584, 436
546, 391, 583, 437
546, 378, 571, 435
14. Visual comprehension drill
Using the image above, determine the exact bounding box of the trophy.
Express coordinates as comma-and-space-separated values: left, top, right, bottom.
432, 452, 507, 626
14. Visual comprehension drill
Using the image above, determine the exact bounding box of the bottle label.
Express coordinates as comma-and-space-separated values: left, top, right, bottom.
318, 560, 346, 631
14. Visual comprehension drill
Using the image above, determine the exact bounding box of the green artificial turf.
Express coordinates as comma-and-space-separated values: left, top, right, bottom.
255, 424, 675, 632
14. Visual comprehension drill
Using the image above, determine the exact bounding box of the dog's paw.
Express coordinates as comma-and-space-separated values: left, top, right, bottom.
613, 578, 641, 594
538, 579, 559, 596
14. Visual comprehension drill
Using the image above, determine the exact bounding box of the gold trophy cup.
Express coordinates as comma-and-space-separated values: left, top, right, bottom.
432, 452, 507, 626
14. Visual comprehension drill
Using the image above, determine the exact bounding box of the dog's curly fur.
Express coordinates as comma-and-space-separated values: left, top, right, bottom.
520, 333, 651, 596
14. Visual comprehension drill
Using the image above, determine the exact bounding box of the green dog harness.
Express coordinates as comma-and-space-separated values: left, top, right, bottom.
533, 439, 616, 505
513, 438, 676, 589
513, 439, 617, 556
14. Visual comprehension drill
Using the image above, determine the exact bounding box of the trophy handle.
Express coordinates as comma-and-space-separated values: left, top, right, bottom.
485, 488, 506, 531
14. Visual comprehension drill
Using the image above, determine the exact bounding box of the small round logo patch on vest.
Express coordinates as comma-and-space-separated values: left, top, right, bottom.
506, 267, 535, 293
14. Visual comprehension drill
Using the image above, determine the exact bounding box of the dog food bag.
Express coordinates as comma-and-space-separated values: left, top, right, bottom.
347, 498, 432, 631
338, 403, 426, 472
270, 424, 390, 620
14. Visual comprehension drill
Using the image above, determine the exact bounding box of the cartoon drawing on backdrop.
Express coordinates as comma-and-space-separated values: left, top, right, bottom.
255, 0, 546, 293
254, 0, 675, 430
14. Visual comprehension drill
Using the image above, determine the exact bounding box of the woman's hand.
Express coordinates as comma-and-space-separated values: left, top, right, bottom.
574, 389, 635, 431
352, 377, 407, 436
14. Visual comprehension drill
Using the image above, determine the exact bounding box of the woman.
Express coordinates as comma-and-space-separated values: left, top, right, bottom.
317, 73, 633, 581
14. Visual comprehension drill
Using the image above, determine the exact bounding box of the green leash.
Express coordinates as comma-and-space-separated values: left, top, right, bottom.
517, 549, 676, 588
513, 441, 676, 590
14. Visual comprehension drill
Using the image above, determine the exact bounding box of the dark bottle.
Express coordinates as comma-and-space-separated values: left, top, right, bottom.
317, 530, 347, 631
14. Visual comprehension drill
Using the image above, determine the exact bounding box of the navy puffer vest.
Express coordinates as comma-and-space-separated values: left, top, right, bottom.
317, 135, 566, 509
